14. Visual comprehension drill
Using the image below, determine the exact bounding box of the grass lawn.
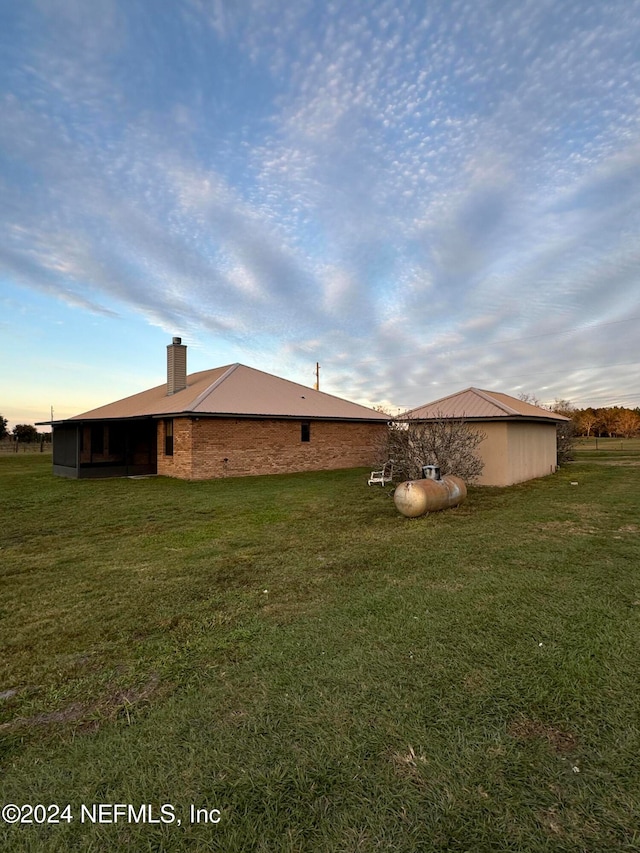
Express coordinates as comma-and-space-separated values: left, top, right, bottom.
574, 436, 640, 460
1, 455, 639, 852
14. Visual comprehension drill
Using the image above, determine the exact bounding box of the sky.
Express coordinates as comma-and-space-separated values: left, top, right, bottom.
2, 0, 640, 430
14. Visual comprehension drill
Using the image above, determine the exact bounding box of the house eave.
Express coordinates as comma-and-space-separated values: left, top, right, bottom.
400, 414, 567, 424
152, 412, 390, 424
47, 412, 389, 425
48, 415, 156, 426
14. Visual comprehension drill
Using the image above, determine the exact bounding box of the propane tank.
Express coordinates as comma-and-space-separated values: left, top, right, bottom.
393, 475, 467, 518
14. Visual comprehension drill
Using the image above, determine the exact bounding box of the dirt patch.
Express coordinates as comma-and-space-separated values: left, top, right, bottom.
536, 504, 603, 535
538, 807, 564, 836
536, 520, 598, 536
389, 745, 429, 786
508, 718, 578, 754
0, 688, 19, 701
105, 674, 160, 712
260, 601, 310, 624
463, 669, 486, 693
0, 674, 161, 734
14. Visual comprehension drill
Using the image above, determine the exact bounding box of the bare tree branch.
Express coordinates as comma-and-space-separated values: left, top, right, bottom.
377, 415, 486, 483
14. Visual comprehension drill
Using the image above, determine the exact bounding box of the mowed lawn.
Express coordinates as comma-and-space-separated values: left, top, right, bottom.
574, 436, 640, 460
1, 455, 639, 852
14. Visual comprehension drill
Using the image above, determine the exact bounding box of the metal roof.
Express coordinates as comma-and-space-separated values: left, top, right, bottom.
67, 363, 389, 423
404, 387, 570, 422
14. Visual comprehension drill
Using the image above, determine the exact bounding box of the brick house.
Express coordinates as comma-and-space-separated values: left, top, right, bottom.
403, 387, 570, 486
48, 338, 389, 480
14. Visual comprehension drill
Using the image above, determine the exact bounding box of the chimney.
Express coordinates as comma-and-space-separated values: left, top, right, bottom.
167, 337, 187, 395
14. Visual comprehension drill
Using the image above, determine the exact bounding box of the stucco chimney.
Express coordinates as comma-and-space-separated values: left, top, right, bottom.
167, 337, 187, 395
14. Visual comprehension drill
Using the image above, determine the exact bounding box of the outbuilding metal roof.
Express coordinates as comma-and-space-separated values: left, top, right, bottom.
404, 387, 570, 422
67, 363, 389, 423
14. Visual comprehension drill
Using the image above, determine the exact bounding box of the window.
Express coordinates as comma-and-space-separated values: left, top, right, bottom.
301, 421, 311, 442
165, 419, 174, 456
90, 424, 104, 455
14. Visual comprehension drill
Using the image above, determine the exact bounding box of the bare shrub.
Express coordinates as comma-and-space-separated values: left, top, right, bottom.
555, 418, 577, 465
379, 416, 486, 483
550, 399, 578, 465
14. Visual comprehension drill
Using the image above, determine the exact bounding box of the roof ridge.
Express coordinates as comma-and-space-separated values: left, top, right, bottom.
404, 386, 474, 416
402, 386, 570, 421
233, 362, 314, 392
471, 387, 520, 415
186, 363, 241, 411
230, 363, 383, 414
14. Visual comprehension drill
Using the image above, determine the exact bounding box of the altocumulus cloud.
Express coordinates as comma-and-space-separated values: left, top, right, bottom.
1, 0, 640, 410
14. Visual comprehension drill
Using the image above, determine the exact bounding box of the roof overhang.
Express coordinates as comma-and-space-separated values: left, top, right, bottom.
156, 412, 390, 423
397, 414, 568, 424
46, 413, 390, 425
43, 415, 156, 426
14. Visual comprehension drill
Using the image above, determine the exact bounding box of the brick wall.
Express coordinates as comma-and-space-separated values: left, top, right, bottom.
157, 418, 193, 478
156, 417, 386, 480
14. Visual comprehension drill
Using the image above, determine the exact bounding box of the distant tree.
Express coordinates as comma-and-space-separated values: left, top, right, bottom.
518, 392, 542, 407
13, 424, 39, 443
0, 415, 7, 440
598, 407, 620, 437
550, 399, 576, 418
592, 408, 608, 437
552, 404, 639, 439
615, 408, 640, 438
379, 416, 486, 483
575, 407, 598, 437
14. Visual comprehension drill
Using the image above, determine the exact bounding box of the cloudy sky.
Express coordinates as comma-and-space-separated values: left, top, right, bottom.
2, 0, 640, 428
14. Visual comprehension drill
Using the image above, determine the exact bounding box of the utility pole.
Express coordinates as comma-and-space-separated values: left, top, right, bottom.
314, 362, 320, 391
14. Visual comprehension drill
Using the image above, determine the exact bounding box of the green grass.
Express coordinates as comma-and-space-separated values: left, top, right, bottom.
574, 436, 640, 460
1, 455, 639, 851
0, 442, 51, 455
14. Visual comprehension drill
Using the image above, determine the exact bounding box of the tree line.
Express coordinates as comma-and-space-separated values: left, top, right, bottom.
0, 416, 51, 444
548, 403, 640, 438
